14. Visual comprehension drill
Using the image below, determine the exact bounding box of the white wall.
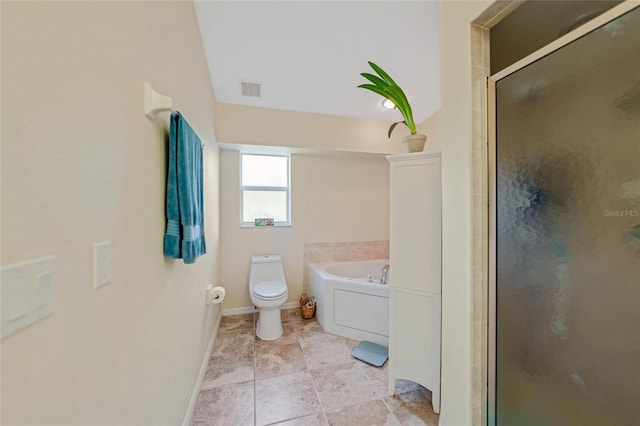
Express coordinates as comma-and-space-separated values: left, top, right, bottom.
219, 150, 390, 310
417, 109, 443, 152
1, 2, 220, 424
215, 102, 407, 155
438, 1, 493, 426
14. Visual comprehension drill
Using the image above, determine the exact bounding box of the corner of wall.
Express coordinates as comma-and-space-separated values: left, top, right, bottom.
417, 110, 442, 151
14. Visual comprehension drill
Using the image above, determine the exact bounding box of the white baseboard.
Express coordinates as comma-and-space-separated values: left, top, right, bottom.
281, 301, 299, 310
222, 305, 258, 316
222, 301, 299, 317
182, 309, 222, 426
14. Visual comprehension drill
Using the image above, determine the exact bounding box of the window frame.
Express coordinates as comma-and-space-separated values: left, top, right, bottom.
239, 153, 291, 227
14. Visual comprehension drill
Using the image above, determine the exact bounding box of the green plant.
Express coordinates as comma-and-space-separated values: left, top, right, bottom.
358, 61, 416, 138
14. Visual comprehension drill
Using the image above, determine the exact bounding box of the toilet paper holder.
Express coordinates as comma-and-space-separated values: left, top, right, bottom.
206, 285, 226, 305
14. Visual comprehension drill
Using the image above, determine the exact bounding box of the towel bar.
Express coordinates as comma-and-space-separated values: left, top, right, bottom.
144, 82, 206, 150
144, 82, 173, 119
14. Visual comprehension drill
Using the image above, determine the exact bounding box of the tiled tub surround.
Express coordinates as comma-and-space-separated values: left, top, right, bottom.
191, 309, 438, 426
469, 22, 490, 426
302, 241, 389, 291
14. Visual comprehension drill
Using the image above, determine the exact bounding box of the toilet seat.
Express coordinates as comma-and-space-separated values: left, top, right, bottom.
253, 280, 287, 300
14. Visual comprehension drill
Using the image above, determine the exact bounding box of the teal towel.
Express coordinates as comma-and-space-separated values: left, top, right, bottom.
164, 112, 206, 264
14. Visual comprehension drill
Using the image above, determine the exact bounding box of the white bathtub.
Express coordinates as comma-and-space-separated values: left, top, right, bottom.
308, 259, 389, 346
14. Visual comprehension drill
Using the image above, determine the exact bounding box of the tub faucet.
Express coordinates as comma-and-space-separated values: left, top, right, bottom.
380, 264, 390, 284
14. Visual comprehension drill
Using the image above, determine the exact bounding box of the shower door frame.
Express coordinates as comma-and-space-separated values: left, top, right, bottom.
487, 2, 639, 425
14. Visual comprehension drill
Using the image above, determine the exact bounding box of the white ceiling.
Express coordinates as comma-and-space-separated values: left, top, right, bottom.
194, 1, 441, 123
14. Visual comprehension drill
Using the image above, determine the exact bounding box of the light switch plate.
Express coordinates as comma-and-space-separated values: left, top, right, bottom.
93, 241, 112, 289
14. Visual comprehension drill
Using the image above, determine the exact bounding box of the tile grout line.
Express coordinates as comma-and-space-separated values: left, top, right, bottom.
355, 361, 401, 422
218, 311, 437, 425
253, 313, 258, 426
295, 318, 329, 424
253, 312, 260, 426
380, 397, 402, 425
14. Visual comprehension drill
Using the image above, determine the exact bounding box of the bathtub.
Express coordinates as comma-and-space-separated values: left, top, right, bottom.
308, 259, 389, 346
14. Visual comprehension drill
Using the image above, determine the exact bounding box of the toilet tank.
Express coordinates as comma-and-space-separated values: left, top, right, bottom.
250, 255, 285, 284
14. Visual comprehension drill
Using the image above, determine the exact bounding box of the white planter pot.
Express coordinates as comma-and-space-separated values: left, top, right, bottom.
402, 134, 427, 153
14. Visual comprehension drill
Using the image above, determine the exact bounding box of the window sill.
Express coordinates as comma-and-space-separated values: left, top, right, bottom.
240, 223, 292, 228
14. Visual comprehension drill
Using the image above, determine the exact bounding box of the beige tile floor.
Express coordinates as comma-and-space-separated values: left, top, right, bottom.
190, 309, 439, 426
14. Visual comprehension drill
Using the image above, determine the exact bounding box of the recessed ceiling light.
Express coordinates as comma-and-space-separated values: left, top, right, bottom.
382, 99, 395, 109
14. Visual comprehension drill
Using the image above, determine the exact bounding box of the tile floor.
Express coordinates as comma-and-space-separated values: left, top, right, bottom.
190, 309, 439, 426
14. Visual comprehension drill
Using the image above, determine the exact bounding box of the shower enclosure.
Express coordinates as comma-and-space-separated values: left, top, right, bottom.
488, 3, 640, 425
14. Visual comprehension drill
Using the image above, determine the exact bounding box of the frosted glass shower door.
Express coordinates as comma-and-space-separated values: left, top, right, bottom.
491, 5, 640, 426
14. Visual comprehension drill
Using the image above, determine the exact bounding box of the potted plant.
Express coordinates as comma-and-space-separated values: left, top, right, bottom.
358, 61, 426, 153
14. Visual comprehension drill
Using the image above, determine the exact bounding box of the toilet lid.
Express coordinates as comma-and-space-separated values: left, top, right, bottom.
253, 280, 287, 299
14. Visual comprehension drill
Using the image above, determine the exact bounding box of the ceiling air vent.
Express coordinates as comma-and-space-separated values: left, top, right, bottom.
240, 80, 261, 98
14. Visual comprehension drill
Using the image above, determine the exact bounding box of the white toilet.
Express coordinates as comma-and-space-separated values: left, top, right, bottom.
249, 255, 289, 340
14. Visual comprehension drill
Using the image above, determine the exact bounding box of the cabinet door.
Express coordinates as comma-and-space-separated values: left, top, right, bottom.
389, 158, 441, 294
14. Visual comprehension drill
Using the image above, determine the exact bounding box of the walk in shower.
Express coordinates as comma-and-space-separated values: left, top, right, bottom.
489, 3, 640, 425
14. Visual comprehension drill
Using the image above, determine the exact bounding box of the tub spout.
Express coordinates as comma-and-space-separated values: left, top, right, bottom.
380, 264, 390, 284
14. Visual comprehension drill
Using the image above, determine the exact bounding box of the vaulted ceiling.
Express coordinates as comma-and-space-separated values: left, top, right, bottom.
194, 1, 441, 123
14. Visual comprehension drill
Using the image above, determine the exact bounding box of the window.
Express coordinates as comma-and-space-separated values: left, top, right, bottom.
240, 154, 290, 226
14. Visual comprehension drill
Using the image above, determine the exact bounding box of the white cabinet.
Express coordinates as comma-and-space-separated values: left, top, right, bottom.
387, 152, 441, 413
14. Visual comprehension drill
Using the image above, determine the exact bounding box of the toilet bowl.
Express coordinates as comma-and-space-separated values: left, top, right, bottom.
249, 255, 289, 340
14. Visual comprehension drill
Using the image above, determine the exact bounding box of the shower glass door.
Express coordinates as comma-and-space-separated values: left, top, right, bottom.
490, 5, 640, 425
